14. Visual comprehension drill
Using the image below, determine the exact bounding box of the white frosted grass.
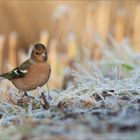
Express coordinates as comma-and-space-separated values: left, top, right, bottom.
0, 36, 140, 139
49, 36, 140, 111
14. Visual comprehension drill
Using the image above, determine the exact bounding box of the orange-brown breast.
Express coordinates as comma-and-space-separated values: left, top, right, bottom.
12, 62, 51, 91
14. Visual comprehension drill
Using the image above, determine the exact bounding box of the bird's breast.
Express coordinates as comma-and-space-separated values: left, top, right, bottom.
12, 62, 51, 91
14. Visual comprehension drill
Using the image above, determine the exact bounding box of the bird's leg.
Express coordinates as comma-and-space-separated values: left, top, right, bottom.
18, 90, 26, 97
18, 90, 21, 96
23, 91, 34, 99
17, 90, 27, 106
24, 92, 28, 97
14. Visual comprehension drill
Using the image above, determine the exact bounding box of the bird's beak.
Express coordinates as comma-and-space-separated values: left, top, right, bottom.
41, 53, 47, 61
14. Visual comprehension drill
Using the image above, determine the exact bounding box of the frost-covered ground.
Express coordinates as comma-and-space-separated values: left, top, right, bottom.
0, 39, 140, 140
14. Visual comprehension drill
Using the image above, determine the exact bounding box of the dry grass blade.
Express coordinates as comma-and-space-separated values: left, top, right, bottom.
40, 92, 49, 110
0, 92, 16, 105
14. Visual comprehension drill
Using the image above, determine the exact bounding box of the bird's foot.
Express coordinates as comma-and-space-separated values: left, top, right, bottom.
17, 92, 35, 106
17, 96, 29, 106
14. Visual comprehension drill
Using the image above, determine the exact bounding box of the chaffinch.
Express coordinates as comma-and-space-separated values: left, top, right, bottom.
0, 43, 51, 92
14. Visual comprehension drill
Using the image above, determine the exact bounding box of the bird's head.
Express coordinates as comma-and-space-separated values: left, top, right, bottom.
31, 43, 48, 63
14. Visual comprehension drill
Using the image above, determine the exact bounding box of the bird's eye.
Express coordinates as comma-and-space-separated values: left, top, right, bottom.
35, 52, 39, 55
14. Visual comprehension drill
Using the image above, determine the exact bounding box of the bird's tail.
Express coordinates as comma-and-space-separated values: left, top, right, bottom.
0, 77, 4, 80
0, 73, 9, 80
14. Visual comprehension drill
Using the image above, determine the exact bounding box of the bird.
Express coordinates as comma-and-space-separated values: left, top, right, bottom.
0, 43, 51, 95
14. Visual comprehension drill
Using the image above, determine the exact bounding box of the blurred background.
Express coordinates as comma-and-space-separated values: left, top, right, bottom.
0, 0, 140, 89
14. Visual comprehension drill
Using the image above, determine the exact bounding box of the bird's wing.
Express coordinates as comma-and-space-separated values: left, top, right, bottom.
1, 60, 31, 80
